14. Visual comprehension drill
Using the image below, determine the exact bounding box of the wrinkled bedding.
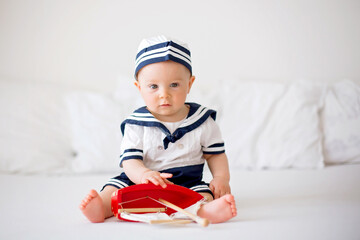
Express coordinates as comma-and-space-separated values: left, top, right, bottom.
1, 164, 359, 240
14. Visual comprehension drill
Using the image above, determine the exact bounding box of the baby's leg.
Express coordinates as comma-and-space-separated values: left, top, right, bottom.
79, 186, 118, 223
197, 193, 237, 224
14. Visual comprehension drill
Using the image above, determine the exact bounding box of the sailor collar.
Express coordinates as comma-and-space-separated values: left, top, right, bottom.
120, 102, 217, 149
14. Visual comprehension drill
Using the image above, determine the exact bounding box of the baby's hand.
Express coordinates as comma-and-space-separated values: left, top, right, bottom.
209, 176, 231, 199
141, 170, 173, 188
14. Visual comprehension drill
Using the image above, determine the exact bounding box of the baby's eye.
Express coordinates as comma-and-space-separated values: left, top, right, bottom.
170, 83, 179, 87
149, 84, 158, 89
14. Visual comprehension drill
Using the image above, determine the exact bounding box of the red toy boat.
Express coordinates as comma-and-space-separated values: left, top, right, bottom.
111, 184, 205, 224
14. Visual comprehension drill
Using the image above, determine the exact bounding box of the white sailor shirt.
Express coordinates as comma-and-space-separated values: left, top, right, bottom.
103, 102, 225, 193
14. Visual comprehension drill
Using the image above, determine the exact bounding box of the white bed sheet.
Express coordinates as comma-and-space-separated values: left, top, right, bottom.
1, 164, 359, 240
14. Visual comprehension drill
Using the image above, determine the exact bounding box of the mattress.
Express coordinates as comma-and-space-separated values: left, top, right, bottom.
1, 164, 359, 240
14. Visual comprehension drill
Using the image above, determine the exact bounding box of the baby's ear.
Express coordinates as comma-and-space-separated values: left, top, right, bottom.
188, 76, 196, 93
134, 81, 141, 91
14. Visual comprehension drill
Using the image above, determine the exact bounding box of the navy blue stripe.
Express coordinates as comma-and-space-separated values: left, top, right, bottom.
121, 119, 170, 136
106, 173, 134, 189
187, 102, 201, 118
135, 55, 192, 76
108, 180, 127, 189
207, 143, 225, 148
171, 41, 191, 56
120, 149, 143, 158
136, 48, 191, 65
203, 150, 225, 155
120, 155, 143, 161
119, 155, 143, 167
136, 41, 191, 60
123, 149, 143, 153
134, 106, 149, 113
171, 108, 216, 141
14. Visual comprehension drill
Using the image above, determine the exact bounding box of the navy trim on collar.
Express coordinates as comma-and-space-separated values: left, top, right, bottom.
120, 103, 217, 149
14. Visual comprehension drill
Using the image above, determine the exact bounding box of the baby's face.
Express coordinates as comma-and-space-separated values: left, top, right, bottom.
135, 60, 195, 122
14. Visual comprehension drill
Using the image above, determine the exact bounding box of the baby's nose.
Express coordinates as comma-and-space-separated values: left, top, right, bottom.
159, 88, 170, 98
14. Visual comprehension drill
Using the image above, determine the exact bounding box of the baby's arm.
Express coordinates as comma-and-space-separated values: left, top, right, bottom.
122, 159, 173, 188
204, 153, 231, 199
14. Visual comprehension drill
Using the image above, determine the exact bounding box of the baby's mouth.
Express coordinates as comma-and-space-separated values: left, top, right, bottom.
160, 103, 171, 107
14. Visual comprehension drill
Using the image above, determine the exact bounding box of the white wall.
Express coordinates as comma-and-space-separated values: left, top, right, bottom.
0, 0, 359, 92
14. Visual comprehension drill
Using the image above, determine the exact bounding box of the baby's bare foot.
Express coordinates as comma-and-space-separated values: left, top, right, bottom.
197, 194, 237, 223
79, 189, 105, 223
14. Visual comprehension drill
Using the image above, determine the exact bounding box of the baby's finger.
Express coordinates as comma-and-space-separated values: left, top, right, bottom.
148, 177, 159, 186
160, 173, 173, 179
141, 178, 149, 184
151, 175, 167, 188
164, 178, 174, 185
158, 178, 168, 188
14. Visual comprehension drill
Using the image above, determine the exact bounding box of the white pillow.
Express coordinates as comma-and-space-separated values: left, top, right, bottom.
322, 80, 360, 164
219, 81, 325, 169
0, 80, 73, 173
65, 91, 133, 173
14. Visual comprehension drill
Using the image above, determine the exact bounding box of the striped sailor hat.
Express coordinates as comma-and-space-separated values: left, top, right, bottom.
135, 35, 192, 77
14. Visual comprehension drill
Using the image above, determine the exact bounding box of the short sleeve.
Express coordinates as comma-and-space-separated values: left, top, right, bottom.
201, 117, 225, 154
119, 124, 144, 167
